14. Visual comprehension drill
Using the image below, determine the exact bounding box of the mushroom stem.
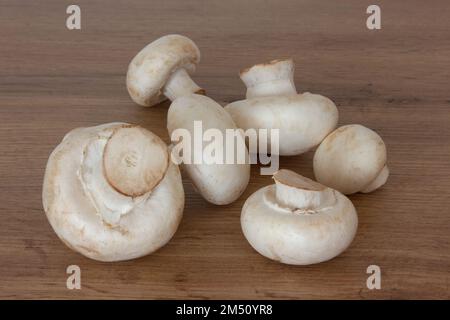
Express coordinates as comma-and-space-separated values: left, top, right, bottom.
246, 78, 297, 99
273, 169, 334, 211
361, 165, 389, 193
163, 68, 204, 101
103, 125, 169, 197
240, 59, 297, 99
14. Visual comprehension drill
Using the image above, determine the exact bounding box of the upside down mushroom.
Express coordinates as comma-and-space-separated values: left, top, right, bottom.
313, 124, 389, 195
42, 123, 184, 261
127, 34, 204, 107
241, 169, 358, 265
225, 59, 339, 156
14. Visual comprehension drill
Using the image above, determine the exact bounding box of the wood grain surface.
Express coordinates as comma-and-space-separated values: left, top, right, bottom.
0, 0, 449, 299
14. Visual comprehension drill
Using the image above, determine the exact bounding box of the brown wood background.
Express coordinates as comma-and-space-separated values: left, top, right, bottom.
0, 0, 449, 299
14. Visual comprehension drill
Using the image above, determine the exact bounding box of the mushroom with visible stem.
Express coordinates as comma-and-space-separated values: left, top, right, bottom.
240, 58, 297, 99
313, 124, 389, 195
168, 94, 250, 205
127, 34, 205, 107
127, 35, 250, 204
241, 169, 358, 265
225, 59, 339, 156
42, 123, 184, 262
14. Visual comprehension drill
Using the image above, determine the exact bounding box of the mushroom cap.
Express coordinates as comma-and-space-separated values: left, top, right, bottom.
168, 94, 250, 205
241, 170, 358, 265
126, 34, 201, 107
42, 123, 184, 261
224, 92, 338, 155
313, 124, 387, 194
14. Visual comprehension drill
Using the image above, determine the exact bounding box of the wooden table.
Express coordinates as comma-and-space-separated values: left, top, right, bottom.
0, 0, 449, 299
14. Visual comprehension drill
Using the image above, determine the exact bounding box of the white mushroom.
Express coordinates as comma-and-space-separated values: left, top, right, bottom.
313, 124, 389, 195
168, 94, 250, 205
127, 34, 204, 107
241, 169, 358, 265
225, 59, 338, 156
42, 123, 184, 261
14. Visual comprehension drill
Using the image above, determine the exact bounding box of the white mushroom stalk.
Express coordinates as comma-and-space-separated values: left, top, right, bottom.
127, 34, 204, 107
273, 169, 336, 211
42, 123, 184, 261
225, 59, 338, 156
162, 68, 204, 102
240, 59, 297, 98
241, 169, 358, 265
168, 94, 250, 205
313, 124, 389, 195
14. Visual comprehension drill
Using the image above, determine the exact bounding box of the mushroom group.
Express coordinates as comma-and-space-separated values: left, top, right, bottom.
43, 34, 388, 264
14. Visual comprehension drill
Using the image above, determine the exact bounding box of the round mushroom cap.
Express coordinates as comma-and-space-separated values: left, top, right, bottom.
126, 34, 200, 107
42, 123, 184, 261
225, 92, 338, 155
313, 124, 387, 194
168, 94, 250, 205
241, 170, 358, 265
